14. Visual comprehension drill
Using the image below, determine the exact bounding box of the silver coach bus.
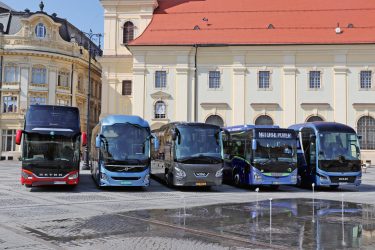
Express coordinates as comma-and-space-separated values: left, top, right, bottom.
151, 122, 224, 187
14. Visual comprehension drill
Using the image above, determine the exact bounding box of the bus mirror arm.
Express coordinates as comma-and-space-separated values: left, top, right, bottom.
81, 132, 87, 147
95, 135, 101, 148
15, 130, 23, 145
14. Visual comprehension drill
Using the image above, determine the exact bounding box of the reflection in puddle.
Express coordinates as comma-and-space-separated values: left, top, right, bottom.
128, 198, 375, 249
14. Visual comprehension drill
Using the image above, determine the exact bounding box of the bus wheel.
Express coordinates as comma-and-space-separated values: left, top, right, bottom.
329, 185, 339, 190
234, 173, 240, 186
25, 184, 32, 188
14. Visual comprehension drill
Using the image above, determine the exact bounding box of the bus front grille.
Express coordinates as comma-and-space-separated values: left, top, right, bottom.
111, 177, 141, 181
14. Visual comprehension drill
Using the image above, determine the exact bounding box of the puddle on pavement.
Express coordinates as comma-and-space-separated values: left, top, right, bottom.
24, 199, 375, 249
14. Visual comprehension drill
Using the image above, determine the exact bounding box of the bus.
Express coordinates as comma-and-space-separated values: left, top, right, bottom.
16, 105, 86, 188
223, 125, 298, 188
289, 122, 362, 188
151, 122, 224, 187
90, 115, 152, 187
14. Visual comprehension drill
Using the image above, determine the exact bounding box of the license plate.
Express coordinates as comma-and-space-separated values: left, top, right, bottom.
54, 181, 66, 185
196, 182, 207, 186
121, 181, 132, 185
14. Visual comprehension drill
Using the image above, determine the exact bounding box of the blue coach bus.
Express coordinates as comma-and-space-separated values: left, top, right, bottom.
90, 115, 152, 187
223, 125, 298, 188
289, 122, 362, 188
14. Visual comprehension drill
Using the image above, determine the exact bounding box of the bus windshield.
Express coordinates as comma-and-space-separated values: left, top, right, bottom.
318, 132, 360, 161
23, 134, 79, 163
101, 123, 149, 163
175, 125, 222, 161
254, 139, 296, 163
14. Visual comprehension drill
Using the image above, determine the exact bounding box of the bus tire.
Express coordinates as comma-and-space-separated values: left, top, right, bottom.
269, 185, 279, 191
25, 184, 32, 188
234, 173, 241, 186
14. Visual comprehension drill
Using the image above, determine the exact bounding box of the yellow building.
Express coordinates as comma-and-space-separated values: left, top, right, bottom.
0, 2, 102, 160
100, 0, 375, 163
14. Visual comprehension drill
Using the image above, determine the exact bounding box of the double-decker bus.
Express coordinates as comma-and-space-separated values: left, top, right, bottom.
223, 125, 298, 188
289, 122, 362, 188
90, 115, 152, 187
151, 122, 224, 187
16, 105, 86, 188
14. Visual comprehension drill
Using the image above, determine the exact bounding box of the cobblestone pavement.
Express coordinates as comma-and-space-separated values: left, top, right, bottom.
0, 161, 375, 249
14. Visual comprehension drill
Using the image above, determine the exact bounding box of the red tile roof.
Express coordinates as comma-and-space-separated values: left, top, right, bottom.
129, 0, 375, 46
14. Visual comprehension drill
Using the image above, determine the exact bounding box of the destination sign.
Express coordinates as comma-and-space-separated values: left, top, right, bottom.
257, 131, 293, 139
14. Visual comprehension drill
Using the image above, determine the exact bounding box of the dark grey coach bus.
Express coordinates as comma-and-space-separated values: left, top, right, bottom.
151, 122, 224, 187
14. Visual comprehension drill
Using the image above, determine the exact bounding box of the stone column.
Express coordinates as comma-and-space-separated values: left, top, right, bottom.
133, 67, 146, 118
175, 67, 189, 121
333, 66, 348, 124
48, 66, 57, 105
232, 55, 246, 125
19, 64, 29, 111
283, 67, 297, 127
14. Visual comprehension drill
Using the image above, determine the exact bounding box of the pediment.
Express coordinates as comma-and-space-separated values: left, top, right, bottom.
150, 91, 172, 100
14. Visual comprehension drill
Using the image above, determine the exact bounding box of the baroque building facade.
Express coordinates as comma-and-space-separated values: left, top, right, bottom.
100, 0, 375, 163
0, 2, 102, 160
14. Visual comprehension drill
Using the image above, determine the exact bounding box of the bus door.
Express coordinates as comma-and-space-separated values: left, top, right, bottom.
301, 128, 317, 181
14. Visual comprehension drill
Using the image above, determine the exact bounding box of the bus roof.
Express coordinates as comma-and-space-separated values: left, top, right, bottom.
25, 105, 80, 134
100, 115, 149, 128
224, 124, 279, 132
288, 122, 356, 133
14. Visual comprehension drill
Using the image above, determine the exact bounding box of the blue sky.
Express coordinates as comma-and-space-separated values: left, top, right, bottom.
3, 0, 103, 36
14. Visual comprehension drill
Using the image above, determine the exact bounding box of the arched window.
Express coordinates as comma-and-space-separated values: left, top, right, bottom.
306, 116, 324, 122
35, 23, 46, 38
357, 116, 375, 150
205, 115, 224, 127
155, 101, 166, 119
123, 21, 134, 44
255, 115, 274, 126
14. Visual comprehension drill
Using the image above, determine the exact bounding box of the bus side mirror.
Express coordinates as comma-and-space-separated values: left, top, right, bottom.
171, 130, 177, 141
15, 130, 23, 145
358, 135, 362, 140
310, 135, 316, 142
82, 132, 87, 146
95, 135, 101, 148
154, 137, 160, 150
252, 139, 257, 150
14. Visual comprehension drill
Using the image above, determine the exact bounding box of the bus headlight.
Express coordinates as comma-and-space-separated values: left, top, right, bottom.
68, 173, 79, 180
291, 174, 297, 183
254, 173, 262, 182
100, 173, 108, 181
175, 167, 186, 179
21, 170, 33, 180
215, 168, 223, 177
144, 174, 150, 183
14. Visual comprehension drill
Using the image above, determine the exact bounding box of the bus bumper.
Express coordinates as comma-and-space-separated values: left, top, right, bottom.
316, 170, 362, 186
99, 167, 150, 187
249, 168, 298, 185
20, 169, 79, 187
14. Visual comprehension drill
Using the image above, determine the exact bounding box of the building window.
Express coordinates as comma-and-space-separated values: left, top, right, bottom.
357, 116, 375, 150
360, 70, 372, 89
32, 66, 47, 84
155, 101, 166, 119
1, 130, 16, 152
123, 21, 134, 44
306, 116, 324, 122
29, 96, 47, 106
309, 71, 321, 89
258, 71, 270, 89
122, 80, 132, 95
2, 96, 17, 113
208, 71, 221, 89
35, 23, 46, 38
4, 65, 18, 83
155, 71, 167, 88
255, 115, 274, 125
205, 115, 224, 127
57, 99, 70, 106
58, 71, 70, 87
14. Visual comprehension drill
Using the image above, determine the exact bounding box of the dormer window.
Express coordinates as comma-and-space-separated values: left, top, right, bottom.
35, 23, 46, 38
